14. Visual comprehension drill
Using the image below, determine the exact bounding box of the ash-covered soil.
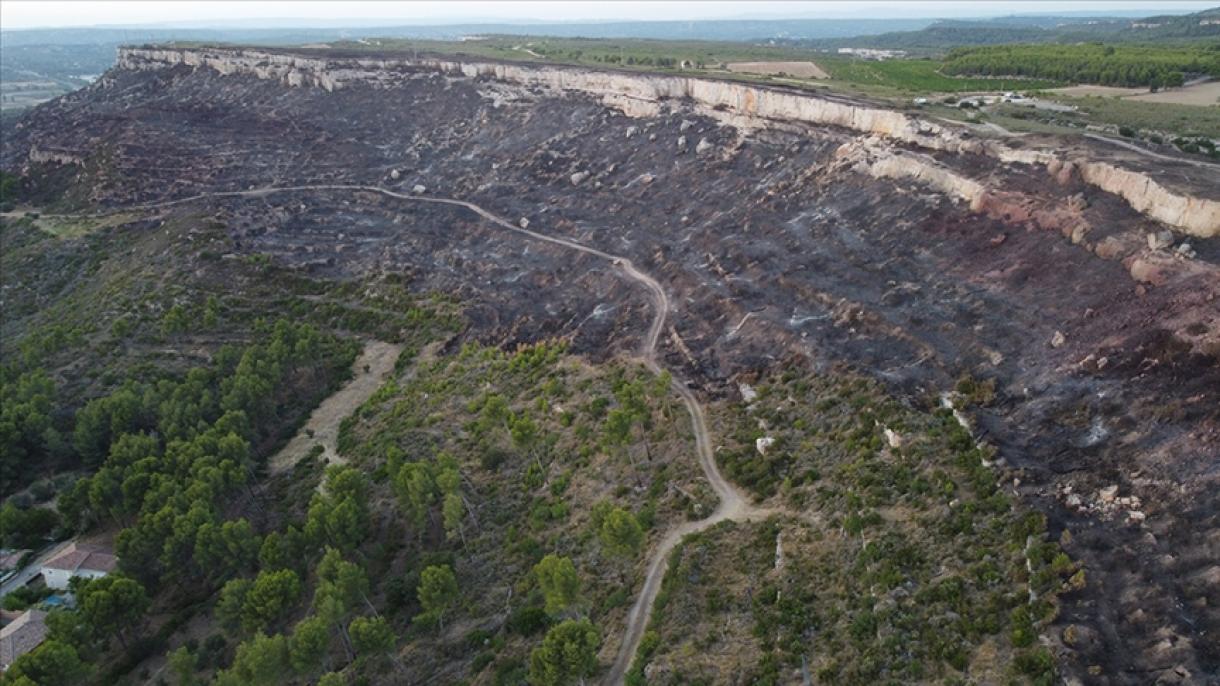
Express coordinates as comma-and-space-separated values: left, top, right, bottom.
3, 62, 1218, 684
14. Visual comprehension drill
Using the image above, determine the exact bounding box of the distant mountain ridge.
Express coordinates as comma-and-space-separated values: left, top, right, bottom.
792, 6, 1220, 52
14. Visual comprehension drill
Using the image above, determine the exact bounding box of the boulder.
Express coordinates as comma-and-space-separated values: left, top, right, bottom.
412, 184, 426, 194
570, 171, 590, 186
1099, 484, 1119, 503
695, 138, 713, 155
738, 383, 758, 403
756, 436, 775, 455
1127, 257, 1170, 286
389, 169, 400, 180
677, 136, 687, 151
884, 428, 903, 449
1050, 331, 1066, 348
1094, 236, 1129, 260
518, 218, 530, 229
1147, 230, 1174, 250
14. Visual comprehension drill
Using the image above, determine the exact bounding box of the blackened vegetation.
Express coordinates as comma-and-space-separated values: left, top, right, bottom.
0, 56, 1217, 684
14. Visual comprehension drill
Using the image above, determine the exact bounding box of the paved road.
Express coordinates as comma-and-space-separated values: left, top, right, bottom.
0, 539, 72, 596
47, 184, 777, 685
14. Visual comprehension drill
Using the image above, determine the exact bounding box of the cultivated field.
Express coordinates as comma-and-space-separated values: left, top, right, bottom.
1124, 80, 1220, 106
1049, 80, 1220, 107
1048, 85, 1145, 97
726, 60, 829, 79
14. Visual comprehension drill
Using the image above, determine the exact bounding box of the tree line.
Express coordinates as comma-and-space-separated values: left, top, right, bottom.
943, 43, 1220, 88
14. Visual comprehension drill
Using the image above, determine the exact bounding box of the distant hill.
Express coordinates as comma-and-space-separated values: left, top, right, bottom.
0, 18, 933, 97
791, 7, 1220, 52
0, 18, 936, 47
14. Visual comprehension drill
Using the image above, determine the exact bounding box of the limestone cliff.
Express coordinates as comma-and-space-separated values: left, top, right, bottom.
110, 46, 1220, 237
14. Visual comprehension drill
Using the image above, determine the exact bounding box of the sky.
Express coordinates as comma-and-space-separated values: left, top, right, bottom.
2, 1, 1215, 30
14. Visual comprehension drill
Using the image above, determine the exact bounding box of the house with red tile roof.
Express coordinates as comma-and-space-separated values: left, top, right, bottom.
0, 609, 48, 671
39, 542, 117, 590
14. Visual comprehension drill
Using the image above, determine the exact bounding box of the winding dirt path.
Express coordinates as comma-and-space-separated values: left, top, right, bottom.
69, 184, 770, 685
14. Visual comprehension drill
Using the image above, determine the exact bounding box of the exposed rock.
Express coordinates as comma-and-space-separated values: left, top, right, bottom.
884, 428, 903, 449
738, 383, 758, 403
1175, 243, 1196, 259
1127, 256, 1171, 286
1099, 485, 1119, 503
115, 46, 1220, 236
1094, 236, 1130, 261
1148, 230, 1175, 250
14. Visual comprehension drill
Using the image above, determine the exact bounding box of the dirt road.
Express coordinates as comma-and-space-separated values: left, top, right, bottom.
61, 183, 769, 685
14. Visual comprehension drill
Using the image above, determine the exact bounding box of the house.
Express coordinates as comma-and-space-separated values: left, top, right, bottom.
0, 609, 48, 671
39, 543, 117, 590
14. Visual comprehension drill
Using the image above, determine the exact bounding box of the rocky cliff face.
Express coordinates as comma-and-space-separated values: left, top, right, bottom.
116, 46, 1220, 238
6, 45, 1219, 683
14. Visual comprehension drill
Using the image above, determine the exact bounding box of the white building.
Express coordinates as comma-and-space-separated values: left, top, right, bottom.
39, 543, 117, 590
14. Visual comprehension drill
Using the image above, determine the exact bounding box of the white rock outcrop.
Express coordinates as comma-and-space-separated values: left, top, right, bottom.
114, 47, 1220, 237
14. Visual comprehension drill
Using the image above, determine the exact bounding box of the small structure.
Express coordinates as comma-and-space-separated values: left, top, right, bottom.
40, 543, 117, 590
0, 609, 48, 670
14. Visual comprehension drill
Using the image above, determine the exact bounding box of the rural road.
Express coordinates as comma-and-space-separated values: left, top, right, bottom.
47, 183, 773, 684
0, 539, 73, 596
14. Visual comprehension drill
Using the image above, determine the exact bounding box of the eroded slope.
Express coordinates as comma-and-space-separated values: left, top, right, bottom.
2, 48, 1218, 684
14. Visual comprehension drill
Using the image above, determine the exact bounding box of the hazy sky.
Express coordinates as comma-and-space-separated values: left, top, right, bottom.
2, 1, 1215, 29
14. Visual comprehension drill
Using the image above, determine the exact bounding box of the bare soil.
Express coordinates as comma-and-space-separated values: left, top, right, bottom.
726, 61, 829, 79
1049, 81, 1220, 107
268, 340, 402, 474
1123, 80, 1220, 106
